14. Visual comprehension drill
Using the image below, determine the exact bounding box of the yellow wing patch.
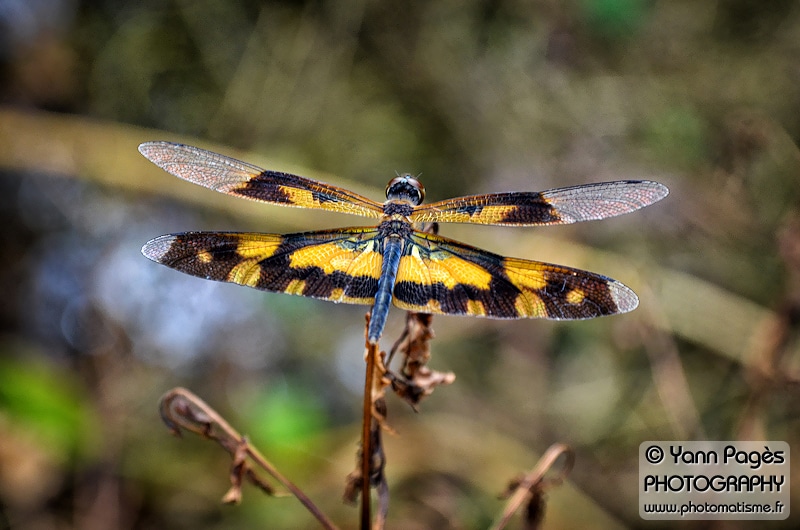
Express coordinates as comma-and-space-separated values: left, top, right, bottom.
502, 258, 548, 292
235, 236, 283, 260
275, 185, 316, 209
412, 204, 521, 225
288, 239, 381, 279
229, 260, 262, 287
397, 245, 493, 291
566, 288, 585, 305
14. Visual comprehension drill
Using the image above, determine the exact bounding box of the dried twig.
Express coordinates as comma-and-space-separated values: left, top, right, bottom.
737, 212, 800, 438
159, 388, 338, 530
343, 314, 392, 529
491, 443, 575, 530
361, 337, 378, 528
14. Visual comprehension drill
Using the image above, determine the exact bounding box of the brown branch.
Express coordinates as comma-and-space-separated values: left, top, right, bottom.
361, 338, 377, 529
344, 314, 391, 529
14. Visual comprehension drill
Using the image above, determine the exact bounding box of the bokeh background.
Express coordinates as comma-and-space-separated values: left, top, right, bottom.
1, 0, 799, 528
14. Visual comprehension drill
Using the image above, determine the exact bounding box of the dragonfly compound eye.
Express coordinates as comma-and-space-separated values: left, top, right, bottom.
385, 174, 425, 205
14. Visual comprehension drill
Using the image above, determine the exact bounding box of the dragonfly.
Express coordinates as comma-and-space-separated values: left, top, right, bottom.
140, 142, 668, 344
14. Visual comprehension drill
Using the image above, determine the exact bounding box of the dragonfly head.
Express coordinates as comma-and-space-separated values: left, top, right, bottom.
386, 174, 425, 205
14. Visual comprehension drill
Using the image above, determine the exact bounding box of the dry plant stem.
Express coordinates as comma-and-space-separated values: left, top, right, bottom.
637, 284, 705, 439
361, 338, 378, 529
491, 443, 575, 530
737, 301, 800, 438
738, 215, 800, 438
159, 388, 338, 530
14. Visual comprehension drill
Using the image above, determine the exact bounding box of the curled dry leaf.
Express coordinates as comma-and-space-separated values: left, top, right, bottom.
223, 439, 250, 505
387, 313, 455, 409
343, 415, 388, 502
158, 388, 337, 530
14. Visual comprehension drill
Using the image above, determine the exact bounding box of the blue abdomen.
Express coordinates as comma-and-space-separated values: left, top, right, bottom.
368, 236, 403, 343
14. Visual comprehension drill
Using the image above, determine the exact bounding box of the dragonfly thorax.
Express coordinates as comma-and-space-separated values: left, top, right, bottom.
385, 174, 425, 205
377, 218, 414, 239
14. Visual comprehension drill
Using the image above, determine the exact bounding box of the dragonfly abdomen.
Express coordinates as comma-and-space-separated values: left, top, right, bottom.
368, 236, 403, 343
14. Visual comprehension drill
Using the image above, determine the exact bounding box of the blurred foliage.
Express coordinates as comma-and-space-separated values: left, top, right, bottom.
0, 353, 97, 463
1, 0, 800, 528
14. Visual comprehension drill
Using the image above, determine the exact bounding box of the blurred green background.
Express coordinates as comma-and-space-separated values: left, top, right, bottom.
1, 0, 799, 528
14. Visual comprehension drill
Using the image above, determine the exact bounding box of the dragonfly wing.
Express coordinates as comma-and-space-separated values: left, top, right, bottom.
139, 142, 384, 218
392, 231, 637, 319
142, 227, 384, 305
411, 180, 668, 226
